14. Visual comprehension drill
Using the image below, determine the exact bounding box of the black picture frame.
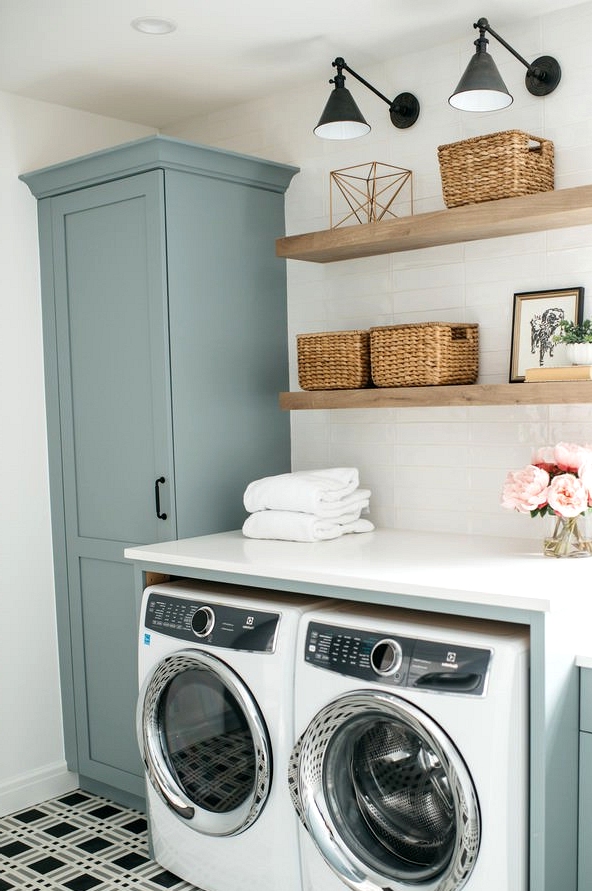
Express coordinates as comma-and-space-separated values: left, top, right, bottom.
509, 286, 585, 382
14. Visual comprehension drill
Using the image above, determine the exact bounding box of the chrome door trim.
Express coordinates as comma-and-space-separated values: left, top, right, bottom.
289, 689, 480, 891
138, 648, 271, 836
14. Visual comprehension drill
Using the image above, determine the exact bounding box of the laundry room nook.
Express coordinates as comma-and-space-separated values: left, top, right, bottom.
6, 3, 592, 891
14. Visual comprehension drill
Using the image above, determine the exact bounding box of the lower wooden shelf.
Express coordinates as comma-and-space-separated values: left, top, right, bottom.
280, 380, 592, 410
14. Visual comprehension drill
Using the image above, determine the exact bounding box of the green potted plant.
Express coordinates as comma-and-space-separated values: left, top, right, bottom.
553, 317, 592, 365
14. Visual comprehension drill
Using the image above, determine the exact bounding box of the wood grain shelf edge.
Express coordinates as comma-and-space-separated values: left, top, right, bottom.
279, 381, 592, 410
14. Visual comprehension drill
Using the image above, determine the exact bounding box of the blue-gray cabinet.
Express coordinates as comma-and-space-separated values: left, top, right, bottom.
21, 136, 297, 807
580, 668, 592, 889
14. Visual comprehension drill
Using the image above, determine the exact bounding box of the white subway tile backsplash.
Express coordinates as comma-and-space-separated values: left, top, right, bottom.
393, 405, 470, 423
546, 250, 592, 281
463, 231, 547, 261
477, 325, 509, 352
469, 404, 549, 423
387, 285, 464, 314
395, 442, 470, 467
396, 463, 470, 491
394, 261, 465, 291
465, 251, 547, 284
548, 403, 592, 423
548, 421, 592, 442
329, 421, 395, 445
469, 422, 550, 447
291, 442, 332, 469
546, 223, 592, 250
331, 441, 394, 467
395, 422, 468, 445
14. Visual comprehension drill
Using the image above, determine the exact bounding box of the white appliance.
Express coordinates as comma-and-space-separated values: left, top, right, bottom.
289, 601, 529, 891
137, 579, 323, 891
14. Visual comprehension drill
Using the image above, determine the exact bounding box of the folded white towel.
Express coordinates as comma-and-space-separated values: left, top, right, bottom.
242, 511, 375, 542
244, 468, 360, 515
306, 488, 371, 519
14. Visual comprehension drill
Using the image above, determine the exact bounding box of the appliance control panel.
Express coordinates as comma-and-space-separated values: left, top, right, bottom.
305, 621, 492, 696
144, 592, 279, 652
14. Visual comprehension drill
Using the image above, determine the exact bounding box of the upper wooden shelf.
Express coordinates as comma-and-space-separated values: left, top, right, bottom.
280, 381, 592, 410
276, 184, 592, 263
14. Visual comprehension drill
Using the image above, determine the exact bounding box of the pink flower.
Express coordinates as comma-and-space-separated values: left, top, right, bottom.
547, 473, 589, 517
531, 446, 556, 471
553, 442, 592, 473
579, 462, 592, 507
501, 465, 550, 513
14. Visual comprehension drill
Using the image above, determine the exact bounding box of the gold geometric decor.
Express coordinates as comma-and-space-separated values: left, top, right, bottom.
330, 162, 413, 229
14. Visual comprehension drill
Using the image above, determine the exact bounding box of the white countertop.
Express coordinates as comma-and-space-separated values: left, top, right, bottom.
124, 527, 592, 615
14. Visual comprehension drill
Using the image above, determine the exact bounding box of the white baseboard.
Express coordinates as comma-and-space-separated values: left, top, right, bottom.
0, 761, 79, 817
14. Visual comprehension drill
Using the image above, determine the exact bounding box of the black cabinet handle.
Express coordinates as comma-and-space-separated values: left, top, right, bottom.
155, 476, 167, 520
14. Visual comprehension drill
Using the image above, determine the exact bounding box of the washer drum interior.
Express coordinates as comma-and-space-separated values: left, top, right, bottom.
289, 690, 480, 891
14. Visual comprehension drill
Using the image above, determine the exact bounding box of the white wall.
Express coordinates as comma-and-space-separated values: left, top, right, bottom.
165, 0, 592, 541
0, 91, 154, 815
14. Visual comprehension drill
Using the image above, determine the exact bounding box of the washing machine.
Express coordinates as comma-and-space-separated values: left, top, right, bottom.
137, 579, 324, 891
289, 601, 529, 891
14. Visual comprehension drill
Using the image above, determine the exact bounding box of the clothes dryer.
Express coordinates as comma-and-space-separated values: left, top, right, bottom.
137, 579, 323, 891
289, 601, 529, 891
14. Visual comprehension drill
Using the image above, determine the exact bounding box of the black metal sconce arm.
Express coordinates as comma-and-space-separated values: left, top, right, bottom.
331, 57, 420, 128
474, 17, 561, 96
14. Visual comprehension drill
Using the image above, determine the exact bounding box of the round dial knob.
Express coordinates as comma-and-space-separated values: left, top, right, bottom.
191, 606, 215, 638
370, 638, 403, 676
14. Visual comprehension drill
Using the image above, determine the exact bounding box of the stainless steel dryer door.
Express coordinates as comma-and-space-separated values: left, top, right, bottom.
138, 649, 271, 836
289, 690, 480, 891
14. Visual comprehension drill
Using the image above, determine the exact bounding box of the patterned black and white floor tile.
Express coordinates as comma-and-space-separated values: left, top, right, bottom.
0, 789, 199, 891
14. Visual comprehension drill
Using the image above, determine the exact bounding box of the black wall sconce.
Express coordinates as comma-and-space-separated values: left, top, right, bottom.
449, 17, 561, 112
314, 57, 420, 139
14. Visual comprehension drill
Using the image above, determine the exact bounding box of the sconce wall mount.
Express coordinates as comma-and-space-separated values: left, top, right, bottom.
315, 57, 420, 139
450, 16, 561, 112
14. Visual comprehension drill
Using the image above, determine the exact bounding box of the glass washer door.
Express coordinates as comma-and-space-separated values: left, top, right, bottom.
291, 690, 480, 891
138, 649, 271, 836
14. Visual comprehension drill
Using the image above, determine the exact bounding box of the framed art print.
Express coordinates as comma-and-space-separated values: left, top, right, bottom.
509, 286, 584, 382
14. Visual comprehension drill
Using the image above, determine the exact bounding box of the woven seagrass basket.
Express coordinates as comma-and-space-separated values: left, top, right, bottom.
370, 323, 479, 388
297, 330, 371, 390
437, 130, 554, 208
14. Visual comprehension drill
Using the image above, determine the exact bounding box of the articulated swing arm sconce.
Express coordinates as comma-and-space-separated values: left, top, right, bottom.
449, 17, 561, 111
314, 57, 420, 139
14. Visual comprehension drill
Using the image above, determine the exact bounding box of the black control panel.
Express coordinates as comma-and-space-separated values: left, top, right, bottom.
144, 593, 280, 653
305, 621, 492, 696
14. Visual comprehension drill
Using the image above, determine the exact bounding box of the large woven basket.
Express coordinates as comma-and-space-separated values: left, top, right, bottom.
370, 323, 479, 387
437, 130, 554, 208
297, 330, 371, 390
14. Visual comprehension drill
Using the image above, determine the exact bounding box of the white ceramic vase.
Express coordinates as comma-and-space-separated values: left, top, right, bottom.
565, 342, 592, 365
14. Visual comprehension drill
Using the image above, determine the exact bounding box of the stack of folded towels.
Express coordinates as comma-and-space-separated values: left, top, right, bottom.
242, 467, 374, 542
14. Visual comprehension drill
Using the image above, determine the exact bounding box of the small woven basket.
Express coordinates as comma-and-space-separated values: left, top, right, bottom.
297, 330, 370, 390
437, 130, 554, 208
370, 323, 479, 388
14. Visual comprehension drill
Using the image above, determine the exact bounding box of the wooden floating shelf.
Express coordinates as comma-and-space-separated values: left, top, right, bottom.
280, 381, 592, 410
276, 184, 592, 263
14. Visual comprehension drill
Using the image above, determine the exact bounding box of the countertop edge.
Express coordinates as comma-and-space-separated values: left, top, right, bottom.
123, 529, 554, 613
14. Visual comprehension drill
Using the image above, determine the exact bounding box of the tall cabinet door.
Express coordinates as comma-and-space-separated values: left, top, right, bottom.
46, 170, 175, 796
165, 169, 291, 537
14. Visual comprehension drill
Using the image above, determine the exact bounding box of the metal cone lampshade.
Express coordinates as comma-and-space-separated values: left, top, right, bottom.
449, 46, 513, 111
314, 82, 371, 139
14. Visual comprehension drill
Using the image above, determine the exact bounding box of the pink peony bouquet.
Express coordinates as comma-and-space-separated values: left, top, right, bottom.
501, 442, 592, 518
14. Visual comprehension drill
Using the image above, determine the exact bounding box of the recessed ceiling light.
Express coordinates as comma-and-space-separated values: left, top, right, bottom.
131, 17, 177, 35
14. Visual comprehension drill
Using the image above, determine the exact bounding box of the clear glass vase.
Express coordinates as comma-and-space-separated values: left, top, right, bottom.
543, 515, 592, 558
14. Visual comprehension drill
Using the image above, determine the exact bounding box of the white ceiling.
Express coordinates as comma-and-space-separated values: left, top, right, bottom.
0, 0, 578, 129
